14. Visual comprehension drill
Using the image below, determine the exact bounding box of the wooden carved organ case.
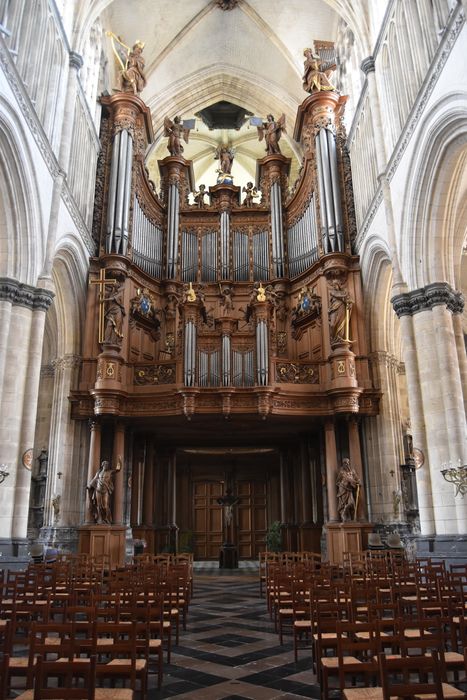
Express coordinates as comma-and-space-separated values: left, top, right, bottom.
72, 89, 380, 556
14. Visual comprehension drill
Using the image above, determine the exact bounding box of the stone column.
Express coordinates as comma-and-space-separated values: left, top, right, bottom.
279, 452, 287, 523
324, 419, 339, 521
392, 283, 466, 535
452, 312, 467, 418
112, 422, 125, 524
43, 354, 82, 528
0, 281, 54, 539
86, 421, 101, 523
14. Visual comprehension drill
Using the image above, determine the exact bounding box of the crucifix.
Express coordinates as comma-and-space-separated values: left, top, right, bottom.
90, 269, 117, 344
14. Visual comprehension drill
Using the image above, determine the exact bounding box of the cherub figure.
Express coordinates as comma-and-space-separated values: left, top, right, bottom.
163, 116, 191, 157
242, 182, 258, 207
107, 33, 146, 94
257, 114, 286, 155
193, 184, 208, 208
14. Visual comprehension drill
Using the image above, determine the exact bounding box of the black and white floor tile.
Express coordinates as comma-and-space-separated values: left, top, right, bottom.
149, 565, 320, 699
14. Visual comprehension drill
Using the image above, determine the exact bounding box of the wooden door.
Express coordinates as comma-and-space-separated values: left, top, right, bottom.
237, 480, 267, 559
193, 481, 223, 560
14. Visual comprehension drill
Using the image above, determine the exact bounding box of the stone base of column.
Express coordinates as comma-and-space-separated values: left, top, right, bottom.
325, 521, 373, 565
78, 524, 126, 569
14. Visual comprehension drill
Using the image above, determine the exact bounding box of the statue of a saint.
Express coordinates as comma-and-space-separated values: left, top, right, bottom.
336, 458, 360, 522
103, 282, 125, 345
107, 33, 146, 94
219, 285, 234, 315
215, 146, 234, 175
257, 114, 286, 155
328, 280, 352, 344
163, 116, 191, 157
302, 48, 336, 93
87, 460, 116, 525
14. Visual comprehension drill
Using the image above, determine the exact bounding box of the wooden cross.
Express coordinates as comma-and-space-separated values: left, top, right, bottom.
90, 269, 117, 343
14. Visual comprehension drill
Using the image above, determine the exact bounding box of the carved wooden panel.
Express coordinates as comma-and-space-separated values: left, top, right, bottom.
193, 481, 223, 560
237, 480, 267, 559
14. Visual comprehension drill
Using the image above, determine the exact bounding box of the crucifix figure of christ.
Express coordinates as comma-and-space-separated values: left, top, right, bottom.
217, 488, 239, 545
90, 269, 117, 344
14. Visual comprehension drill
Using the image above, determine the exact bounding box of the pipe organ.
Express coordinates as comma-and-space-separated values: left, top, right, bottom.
74, 89, 379, 427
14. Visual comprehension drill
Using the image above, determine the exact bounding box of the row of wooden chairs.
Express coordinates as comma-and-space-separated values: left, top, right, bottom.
0, 556, 195, 698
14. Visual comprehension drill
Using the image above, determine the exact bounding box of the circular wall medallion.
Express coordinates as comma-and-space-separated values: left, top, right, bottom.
413, 448, 425, 470
22, 448, 33, 471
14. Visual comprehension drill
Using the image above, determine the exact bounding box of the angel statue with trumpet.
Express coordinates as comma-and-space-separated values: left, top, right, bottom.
106, 32, 146, 94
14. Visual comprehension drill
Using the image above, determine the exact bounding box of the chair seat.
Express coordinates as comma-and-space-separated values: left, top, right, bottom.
107, 659, 147, 671
321, 655, 360, 668
9, 657, 31, 668
415, 682, 466, 699
343, 688, 387, 700
95, 690, 134, 700
294, 620, 312, 629
149, 639, 162, 648
313, 632, 337, 640
445, 651, 463, 664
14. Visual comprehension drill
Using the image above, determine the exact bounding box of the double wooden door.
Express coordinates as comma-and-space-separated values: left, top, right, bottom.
192, 479, 267, 560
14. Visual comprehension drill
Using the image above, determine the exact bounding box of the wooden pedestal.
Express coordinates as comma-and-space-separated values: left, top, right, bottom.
78, 525, 126, 569
325, 522, 373, 565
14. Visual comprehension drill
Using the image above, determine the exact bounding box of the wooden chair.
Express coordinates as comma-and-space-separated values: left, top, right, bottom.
94, 620, 148, 698
378, 649, 464, 700
16, 654, 97, 700
336, 620, 381, 700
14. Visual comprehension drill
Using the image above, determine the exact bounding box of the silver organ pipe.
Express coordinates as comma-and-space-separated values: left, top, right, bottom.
233, 230, 249, 281
201, 230, 218, 282
315, 134, 330, 254
106, 129, 133, 254
220, 211, 230, 279
132, 196, 163, 278
286, 194, 319, 277
166, 183, 180, 278
316, 127, 344, 253
184, 320, 197, 387
222, 334, 231, 386
121, 133, 133, 255
327, 129, 344, 251
319, 128, 337, 252
181, 231, 198, 282
253, 231, 269, 281
270, 180, 285, 277
256, 320, 268, 386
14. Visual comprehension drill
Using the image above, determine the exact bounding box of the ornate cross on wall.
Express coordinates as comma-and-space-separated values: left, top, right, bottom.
90, 269, 117, 344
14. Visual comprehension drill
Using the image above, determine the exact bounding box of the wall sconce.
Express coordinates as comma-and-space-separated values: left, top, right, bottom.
0, 464, 9, 484
441, 460, 467, 496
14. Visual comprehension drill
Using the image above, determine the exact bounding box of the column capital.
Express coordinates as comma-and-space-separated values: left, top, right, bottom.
69, 51, 84, 71
391, 282, 464, 318
0, 277, 55, 310
360, 55, 376, 75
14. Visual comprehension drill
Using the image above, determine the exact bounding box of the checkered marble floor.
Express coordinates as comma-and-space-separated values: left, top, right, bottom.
149, 564, 320, 699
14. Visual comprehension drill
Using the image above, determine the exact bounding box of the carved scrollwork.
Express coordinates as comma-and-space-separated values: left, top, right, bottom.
276, 362, 319, 384
134, 364, 176, 385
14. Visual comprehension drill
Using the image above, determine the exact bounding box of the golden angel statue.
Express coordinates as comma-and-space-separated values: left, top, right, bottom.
257, 114, 286, 155
163, 116, 192, 157
107, 32, 146, 94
